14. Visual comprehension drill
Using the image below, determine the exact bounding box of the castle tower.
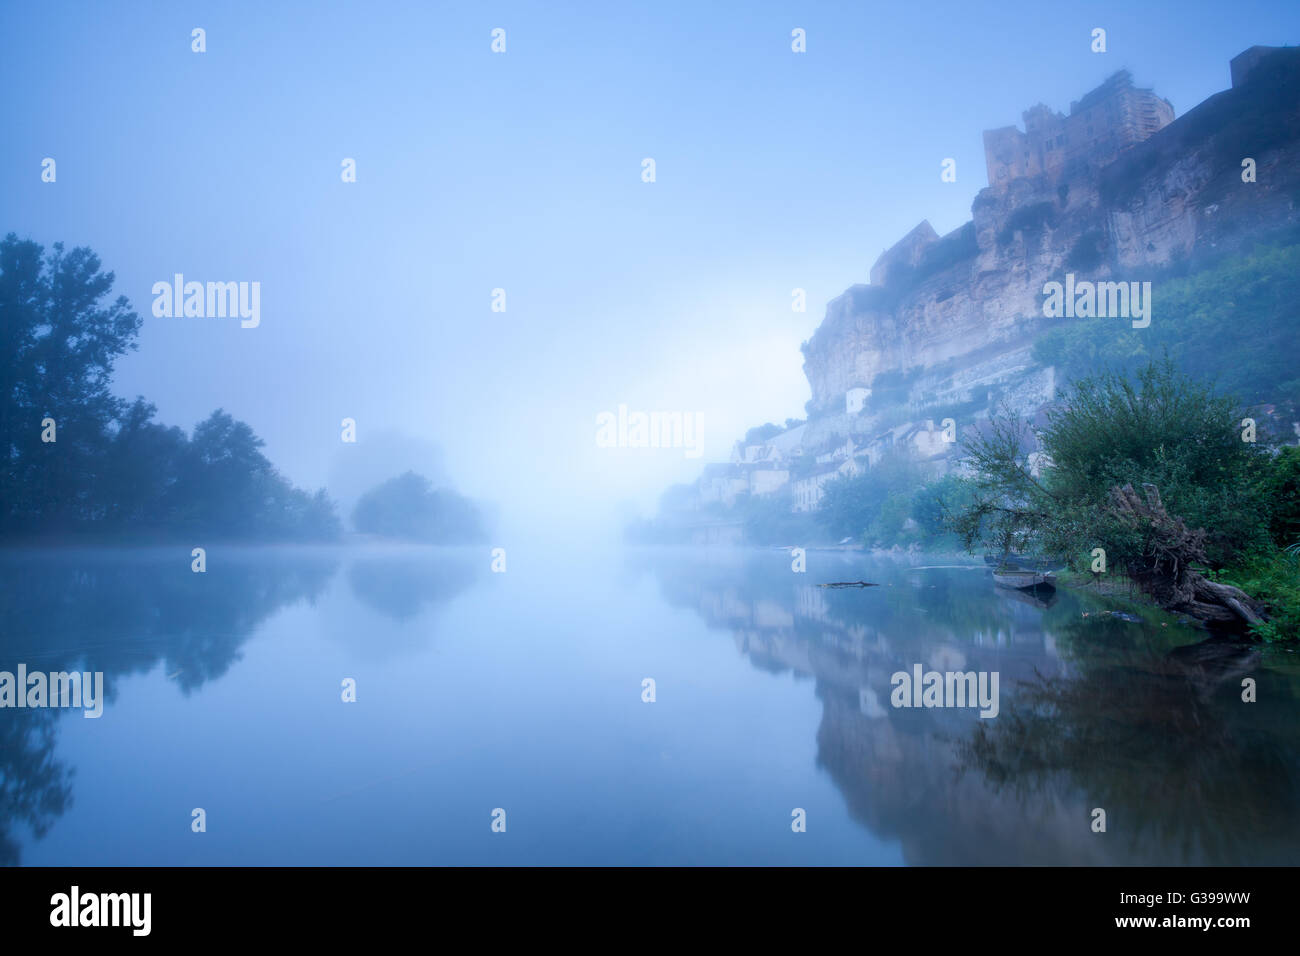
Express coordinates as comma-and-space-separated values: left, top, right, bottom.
983, 71, 1174, 188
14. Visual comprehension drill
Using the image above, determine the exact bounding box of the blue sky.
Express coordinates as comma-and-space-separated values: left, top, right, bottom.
2, 0, 1296, 532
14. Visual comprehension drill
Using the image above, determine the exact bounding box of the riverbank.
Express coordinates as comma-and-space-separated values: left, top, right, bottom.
1055, 569, 1195, 628
1055, 562, 1300, 642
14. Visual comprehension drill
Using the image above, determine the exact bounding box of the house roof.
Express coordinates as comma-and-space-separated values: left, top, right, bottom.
765, 424, 807, 456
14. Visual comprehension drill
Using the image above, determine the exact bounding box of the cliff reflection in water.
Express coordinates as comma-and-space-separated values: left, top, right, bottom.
633, 548, 1300, 865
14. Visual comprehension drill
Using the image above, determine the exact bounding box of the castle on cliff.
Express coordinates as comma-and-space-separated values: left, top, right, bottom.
982, 70, 1175, 188
664, 46, 1300, 536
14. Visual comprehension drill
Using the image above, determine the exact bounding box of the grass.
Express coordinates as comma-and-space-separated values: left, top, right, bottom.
1212, 547, 1300, 642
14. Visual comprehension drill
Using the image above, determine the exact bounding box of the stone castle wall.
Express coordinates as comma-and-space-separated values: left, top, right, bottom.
983, 70, 1174, 189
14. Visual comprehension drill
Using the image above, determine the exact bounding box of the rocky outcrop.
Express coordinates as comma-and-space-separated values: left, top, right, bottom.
801, 46, 1300, 424
869, 220, 938, 286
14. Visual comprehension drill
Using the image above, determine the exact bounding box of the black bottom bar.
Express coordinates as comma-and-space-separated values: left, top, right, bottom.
0, 866, 1283, 941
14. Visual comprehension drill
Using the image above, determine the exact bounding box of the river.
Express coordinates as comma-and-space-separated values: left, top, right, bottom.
2, 545, 1298, 865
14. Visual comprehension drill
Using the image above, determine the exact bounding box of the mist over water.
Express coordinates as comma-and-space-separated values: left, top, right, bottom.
6, 2, 1297, 536
4, 1, 1300, 876
5, 547, 1298, 866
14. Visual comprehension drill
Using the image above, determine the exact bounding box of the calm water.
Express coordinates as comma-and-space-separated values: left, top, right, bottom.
3, 545, 1299, 866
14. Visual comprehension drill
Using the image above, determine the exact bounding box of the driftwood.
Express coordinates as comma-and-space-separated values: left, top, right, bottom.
818, 581, 879, 589
1107, 483, 1266, 629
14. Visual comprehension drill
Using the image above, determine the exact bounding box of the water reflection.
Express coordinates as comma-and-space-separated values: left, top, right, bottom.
0, 709, 67, 866
5, 546, 1298, 865
959, 632, 1299, 864
0, 549, 339, 695
633, 548, 1300, 865
348, 551, 481, 622
0, 546, 495, 865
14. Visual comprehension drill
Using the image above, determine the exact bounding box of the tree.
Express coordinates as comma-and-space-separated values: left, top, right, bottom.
352, 472, 487, 543
951, 359, 1274, 626
0, 235, 140, 532
1260, 446, 1300, 548
947, 412, 1054, 561
911, 473, 976, 545
737, 490, 804, 545
100, 398, 188, 527
744, 423, 783, 445
172, 410, 275, 536
817, 450, 922, 542
1032, 242, 1300, 412
170, 410, 340, 541
0, 234, 340, 540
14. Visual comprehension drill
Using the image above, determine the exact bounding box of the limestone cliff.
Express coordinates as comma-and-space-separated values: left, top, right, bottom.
801, 46, 1300, 431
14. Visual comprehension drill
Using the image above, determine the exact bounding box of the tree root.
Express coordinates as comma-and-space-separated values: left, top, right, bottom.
1107, 483, 1266, 631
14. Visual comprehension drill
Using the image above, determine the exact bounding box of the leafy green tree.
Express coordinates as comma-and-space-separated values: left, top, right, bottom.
871, 490, 916, 545
0, 234, 340, 540
737, 491, 806, 545
100, 398, 189, 527
743, 423, 783, 445
948, 413, 1051, 561
173, 410, 275, 537
353, 471, 488, 543
817, 450, 922, 541
169, 409, 340, 541
1032, 242, 1300, 412
0, 235, 139, 531
911, 473, 976, 545
1046, 360, 1268, 565
953, 359, 1272, 571
1260, 446, 1300, 548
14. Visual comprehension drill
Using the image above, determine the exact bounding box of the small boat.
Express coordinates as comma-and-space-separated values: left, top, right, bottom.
984, 553, 1057, 571
992, 567, 1056, 589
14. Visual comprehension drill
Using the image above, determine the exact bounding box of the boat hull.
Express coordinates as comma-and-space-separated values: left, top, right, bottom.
992, 570, 1056, 589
